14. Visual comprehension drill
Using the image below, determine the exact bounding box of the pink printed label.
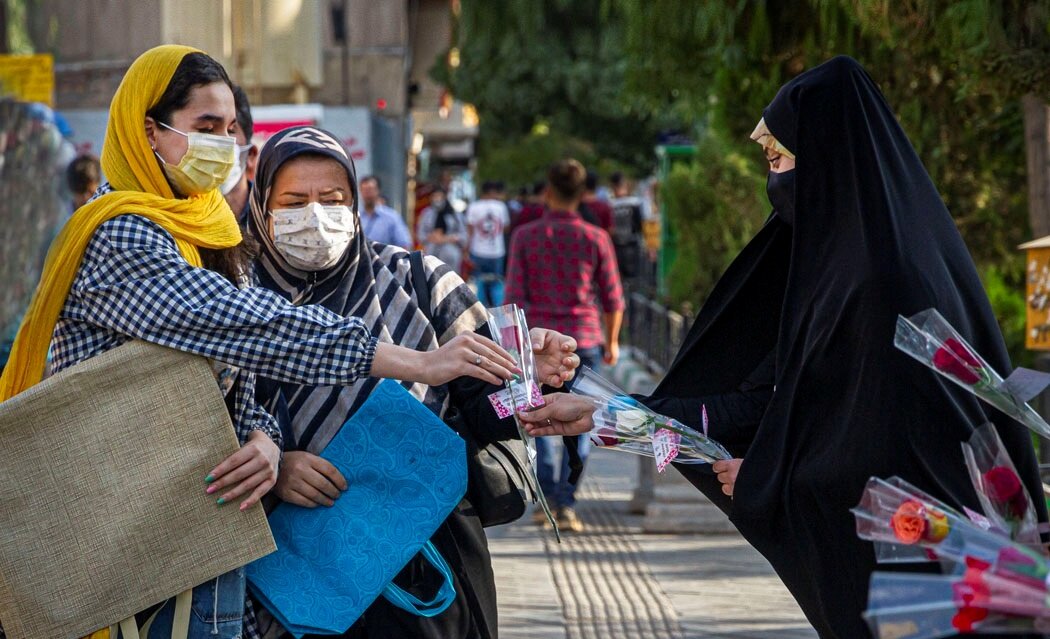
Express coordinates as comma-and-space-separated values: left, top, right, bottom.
488, 383, 544, 419
653, 428, 681, 472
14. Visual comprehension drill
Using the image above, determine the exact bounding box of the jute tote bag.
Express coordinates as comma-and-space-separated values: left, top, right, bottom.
0, 340, 276, 639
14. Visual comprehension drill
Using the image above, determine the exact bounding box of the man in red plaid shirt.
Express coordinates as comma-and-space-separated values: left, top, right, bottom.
505, 158, 624, 532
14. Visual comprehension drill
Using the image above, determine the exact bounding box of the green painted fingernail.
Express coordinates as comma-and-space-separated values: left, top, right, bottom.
216, 497, 226, 506
205, 475, 214, 483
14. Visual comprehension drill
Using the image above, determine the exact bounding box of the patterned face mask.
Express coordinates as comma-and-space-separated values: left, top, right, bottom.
155, 122, 237, 196
271, 202, 355, 271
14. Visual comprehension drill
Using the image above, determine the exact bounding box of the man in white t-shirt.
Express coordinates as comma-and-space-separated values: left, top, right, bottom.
465, 181, 511, 306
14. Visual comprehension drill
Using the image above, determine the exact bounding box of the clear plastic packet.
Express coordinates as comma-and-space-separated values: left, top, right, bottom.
962, 424, 1040, 547
864, 571, 1050, 639
486, 304, 559, 540
487, 304, 544, 412
852, 476, 1011, 567
570, 366, 732, 471
895, 309, 1050, 438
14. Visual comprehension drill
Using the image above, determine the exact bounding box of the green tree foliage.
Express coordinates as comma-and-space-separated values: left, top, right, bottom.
616, 0, 1039, 338
661, 132, 768, 305
442, 1, 1049, 358
435, 0, 670, 180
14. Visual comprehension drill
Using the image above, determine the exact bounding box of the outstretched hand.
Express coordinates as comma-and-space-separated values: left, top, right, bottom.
530, 327, 580, 387
516, 392, 595, 436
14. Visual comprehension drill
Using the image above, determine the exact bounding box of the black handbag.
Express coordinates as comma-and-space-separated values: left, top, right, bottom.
409, 251, 536, 527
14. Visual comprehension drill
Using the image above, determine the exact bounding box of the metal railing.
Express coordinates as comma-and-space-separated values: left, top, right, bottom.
623, 289, 692, 376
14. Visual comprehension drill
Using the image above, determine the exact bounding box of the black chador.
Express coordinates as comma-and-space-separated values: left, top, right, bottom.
642, 56, 1047, 638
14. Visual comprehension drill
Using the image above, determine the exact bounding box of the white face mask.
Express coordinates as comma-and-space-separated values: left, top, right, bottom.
272, 202, 355, 271
155, 122, 236, 196
220, 143, 252, 195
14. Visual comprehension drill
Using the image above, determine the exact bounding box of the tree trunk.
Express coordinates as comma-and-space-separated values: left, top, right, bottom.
0, 1, 8, 54
1024, 94, 1050, 240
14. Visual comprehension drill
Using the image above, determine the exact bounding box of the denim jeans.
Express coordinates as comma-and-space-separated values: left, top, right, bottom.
535, 347, 602, 509
118, 568, 246, 639
470, 254, 505, 307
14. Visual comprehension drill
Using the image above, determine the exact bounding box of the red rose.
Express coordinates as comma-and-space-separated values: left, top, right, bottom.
983, 466, 1027, 519
952, 559, 991, 632
933, 338, 983, 385
951, 604, 988, 633
592, 428, 620, 447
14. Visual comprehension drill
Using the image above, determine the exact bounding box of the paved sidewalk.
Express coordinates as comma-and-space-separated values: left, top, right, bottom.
488, 450, 817, 639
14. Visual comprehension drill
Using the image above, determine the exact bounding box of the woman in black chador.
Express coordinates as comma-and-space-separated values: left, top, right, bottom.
520, 56, 1048, 638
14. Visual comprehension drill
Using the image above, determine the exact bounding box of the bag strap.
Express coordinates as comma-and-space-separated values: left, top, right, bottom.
381, 541, 457, 617
112, 589, 192, 639
409, 251, 433, 324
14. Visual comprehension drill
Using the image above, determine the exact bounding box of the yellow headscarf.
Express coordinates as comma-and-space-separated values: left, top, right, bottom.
0, 45, 242, 401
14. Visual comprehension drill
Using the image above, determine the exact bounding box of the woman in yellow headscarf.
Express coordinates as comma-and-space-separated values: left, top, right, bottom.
0, 45, 521, 639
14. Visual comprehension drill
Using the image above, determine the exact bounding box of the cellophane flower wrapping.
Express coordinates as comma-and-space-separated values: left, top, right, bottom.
855, 476, 1050, 637
487, 304, 544, 412
486, 304, 560, 540
853, 477, 1016, 567
895, 309, 1050, 438
864, 571, 1050, 639
962, 424, 1040, 548
569, 366, 732, 471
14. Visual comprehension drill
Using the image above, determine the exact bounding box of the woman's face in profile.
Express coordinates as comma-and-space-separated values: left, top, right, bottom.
765, 148, 796, 174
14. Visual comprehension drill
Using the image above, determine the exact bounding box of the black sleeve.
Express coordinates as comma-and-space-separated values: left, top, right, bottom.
447, 323, 520, 444
638, 350, 775, 457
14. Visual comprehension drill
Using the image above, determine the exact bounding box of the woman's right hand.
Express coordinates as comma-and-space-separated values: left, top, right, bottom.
273, 450, 348, 508
372, 334, 519, 387
516, 393, 596, 436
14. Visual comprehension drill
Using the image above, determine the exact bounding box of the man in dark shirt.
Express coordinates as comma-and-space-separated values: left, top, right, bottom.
506, 159, 625, 532
580, 169, 613, 234
608, 171, 645, 281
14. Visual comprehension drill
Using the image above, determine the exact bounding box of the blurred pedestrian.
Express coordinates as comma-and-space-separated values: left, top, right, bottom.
222, 84, 258, 225
359, 175, 412, 248
66, 153, 101, 211
505, 159, 624, 532
508, 181, 546, 237
417, 185, 468, 274
465, 181, 511, 307
608, 171, 645, 282
579, 170, 613, 234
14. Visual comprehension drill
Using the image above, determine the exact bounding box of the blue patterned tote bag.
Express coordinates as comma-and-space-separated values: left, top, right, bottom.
246, 380, 467, 637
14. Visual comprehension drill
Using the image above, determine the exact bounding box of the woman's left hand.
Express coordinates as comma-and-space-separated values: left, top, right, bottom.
712, 458, 743, 497
530, 327, 579, 387
205, 430, 282, 511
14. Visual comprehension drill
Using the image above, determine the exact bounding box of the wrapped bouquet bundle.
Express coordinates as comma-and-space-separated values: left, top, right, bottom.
569, 366, 732, 471
854, 429, 1050, 638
